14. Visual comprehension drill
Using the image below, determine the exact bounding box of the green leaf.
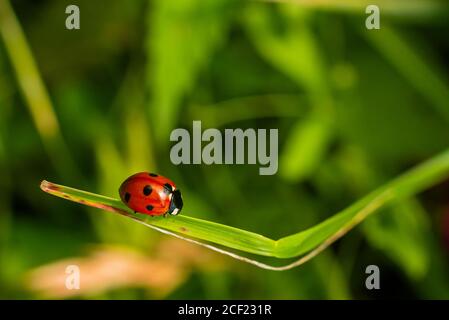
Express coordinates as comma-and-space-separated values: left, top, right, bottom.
244, 5, 334, 182
334, 147, 432, 279
280, 112, 333, 182
244, 5, 327, 95
40, 148, 449, 270
364, 25, 449, 124
148, 0, 234, 143
363, 200, 430, 279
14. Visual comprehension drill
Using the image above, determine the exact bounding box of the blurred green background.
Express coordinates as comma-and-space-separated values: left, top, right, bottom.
1, 0, 449, 299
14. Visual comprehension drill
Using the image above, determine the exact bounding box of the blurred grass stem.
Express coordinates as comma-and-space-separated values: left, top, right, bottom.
0, 0, 82, 181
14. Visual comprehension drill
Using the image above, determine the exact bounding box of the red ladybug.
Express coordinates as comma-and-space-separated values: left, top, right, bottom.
119, 172, 183, 216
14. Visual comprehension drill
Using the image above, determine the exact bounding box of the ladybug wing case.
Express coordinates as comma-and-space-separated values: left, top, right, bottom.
119, 175, 171, 215
133, 196, 168, 215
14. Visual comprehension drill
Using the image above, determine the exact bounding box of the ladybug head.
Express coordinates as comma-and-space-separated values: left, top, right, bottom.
168, 189, 183, 215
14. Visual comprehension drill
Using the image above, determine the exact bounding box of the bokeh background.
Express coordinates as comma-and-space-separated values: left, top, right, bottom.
1, 0, 449, 299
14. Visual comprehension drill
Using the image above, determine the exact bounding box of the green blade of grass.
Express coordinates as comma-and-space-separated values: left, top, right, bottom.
40, 180, 277, 257
0, 0, 83, 182
41, 148, 449, 268
276, 148, 449, 258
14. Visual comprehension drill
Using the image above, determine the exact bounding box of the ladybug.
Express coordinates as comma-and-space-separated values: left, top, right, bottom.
119, 172, 183, 216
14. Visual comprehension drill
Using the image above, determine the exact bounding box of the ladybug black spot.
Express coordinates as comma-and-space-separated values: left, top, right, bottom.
146, 205, 154, 211
143, 185, 152, 196
163, 183, 173, 193
149, 173, 158, 177
124, 192, 131, 203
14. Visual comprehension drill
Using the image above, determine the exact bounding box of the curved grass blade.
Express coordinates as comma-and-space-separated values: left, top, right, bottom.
41, 148, 449, 269
275, 148, 449, 258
